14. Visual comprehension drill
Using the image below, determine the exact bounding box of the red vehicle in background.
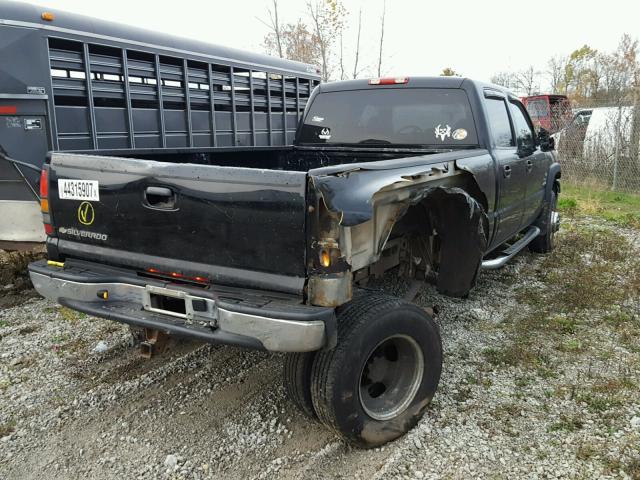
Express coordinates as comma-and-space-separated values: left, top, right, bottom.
522, 94, 572, 134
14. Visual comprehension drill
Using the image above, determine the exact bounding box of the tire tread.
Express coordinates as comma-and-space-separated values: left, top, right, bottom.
311, 294, 440, 442
283, 352, 316, 418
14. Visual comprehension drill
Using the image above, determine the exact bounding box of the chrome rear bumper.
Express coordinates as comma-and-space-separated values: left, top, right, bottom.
29, 260, 335, 353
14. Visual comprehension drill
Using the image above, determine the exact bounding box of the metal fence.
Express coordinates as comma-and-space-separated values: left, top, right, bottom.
554, 105, 640, 192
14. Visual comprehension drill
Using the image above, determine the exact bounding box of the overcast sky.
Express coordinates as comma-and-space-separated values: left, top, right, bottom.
27, 0, 640, 89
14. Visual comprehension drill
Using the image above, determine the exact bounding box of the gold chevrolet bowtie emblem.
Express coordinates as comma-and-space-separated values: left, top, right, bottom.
77, 201, 95, 226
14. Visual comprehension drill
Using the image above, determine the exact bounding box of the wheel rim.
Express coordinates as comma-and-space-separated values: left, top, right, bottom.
549, 202, 560, 248
359, 334, 424, 421
551, 211, 560, 233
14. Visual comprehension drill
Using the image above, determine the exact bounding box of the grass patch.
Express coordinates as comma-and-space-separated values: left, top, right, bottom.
451, 385, 473, 403
591, 377, 636, 393
576, 442, 599, 460
492, 403, 522, 419
521, 226, 635, 313
58, 307, 86, 322
604, 309, 636, 327
576, 393, 623, 413
0, 419, 16, 437
560, 184, 640, 228
557, 338, 585, 353
18, 325, 40, 335
548, 315, 580, 334
549, 414, 584, 432
604, 456, 640, 477
483, 342, 550, 369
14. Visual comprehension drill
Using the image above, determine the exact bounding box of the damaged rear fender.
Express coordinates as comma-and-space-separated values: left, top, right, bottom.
311, 165, 488, 298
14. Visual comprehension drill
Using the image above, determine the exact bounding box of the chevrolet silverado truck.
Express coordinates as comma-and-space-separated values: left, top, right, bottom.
28, 76, 561, 447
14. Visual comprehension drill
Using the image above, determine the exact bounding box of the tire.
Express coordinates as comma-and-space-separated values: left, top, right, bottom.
529, 188, 559, 253
283, 352, 317, 419
310, 294, 442, 448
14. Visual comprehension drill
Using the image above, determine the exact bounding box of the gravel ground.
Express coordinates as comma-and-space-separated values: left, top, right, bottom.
0, 218, 639, 479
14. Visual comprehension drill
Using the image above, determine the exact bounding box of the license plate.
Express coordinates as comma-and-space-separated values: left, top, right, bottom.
143, 285, 191, 320
58, 179, 100, 201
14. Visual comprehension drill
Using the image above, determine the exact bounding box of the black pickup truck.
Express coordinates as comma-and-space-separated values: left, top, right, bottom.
29, 76, 560, 447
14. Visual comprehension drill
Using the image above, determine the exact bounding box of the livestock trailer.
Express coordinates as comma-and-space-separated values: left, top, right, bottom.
0, 1, 320, 242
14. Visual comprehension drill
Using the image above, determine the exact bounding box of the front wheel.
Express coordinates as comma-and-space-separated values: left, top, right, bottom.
529, 189, 560, 253
310, 294, 442, 448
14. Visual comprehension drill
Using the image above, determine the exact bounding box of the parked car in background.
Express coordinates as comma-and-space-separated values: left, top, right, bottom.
522, 94, 572, 134
554, 106, 636, 163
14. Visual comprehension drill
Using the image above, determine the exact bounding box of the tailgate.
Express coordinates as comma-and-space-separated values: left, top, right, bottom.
48, 153, 308, 293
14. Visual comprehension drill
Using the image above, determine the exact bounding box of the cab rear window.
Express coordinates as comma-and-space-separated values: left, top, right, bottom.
299, 88, 478, 147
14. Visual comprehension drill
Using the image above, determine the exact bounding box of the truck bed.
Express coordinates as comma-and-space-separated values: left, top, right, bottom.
45, 147, 475, 295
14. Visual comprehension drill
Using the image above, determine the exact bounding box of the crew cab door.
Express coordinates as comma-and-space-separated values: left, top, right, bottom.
507, 99, 548, 228
483, 94, 526, 246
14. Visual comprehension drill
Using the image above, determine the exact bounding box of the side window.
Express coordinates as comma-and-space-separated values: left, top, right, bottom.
484, 98, 514, 147
509, 101, 535, 150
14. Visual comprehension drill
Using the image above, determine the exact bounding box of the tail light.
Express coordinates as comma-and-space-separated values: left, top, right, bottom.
368, 77, 409, 85
40, 168, 54, 236
39, 168, 48, 199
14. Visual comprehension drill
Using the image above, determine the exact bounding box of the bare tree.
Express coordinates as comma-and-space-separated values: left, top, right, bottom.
262, 0, 284, 58
490, 71, 518, 90
264, 20, 321, 65
307, 0, 346, 81
516, 66, 540, 96
377, 0, 386, 77
547, 55, 568, 94
339, 28, 346, 80
491, 67, 539, 95
352, 8, 362, 79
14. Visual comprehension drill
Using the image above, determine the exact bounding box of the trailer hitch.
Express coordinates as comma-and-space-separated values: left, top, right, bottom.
139, 328, 169, 359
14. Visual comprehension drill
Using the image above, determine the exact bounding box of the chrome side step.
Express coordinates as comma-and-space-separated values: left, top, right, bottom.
481, 226, 541, 270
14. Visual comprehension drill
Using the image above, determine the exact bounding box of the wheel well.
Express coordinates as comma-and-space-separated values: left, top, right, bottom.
381, 184, 489, 297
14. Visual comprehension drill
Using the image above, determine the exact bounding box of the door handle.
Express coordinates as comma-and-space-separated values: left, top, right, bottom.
503, 165, 512, 178
146, 186, 173, 197
144, 186, 177, 210
526, 160, 533, 172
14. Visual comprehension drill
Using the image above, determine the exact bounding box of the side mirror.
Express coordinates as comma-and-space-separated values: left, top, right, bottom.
537, 128, 555, 151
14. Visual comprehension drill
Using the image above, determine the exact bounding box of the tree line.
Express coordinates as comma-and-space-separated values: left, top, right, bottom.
491, 35, 639, 109
261, 3, 638, 116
